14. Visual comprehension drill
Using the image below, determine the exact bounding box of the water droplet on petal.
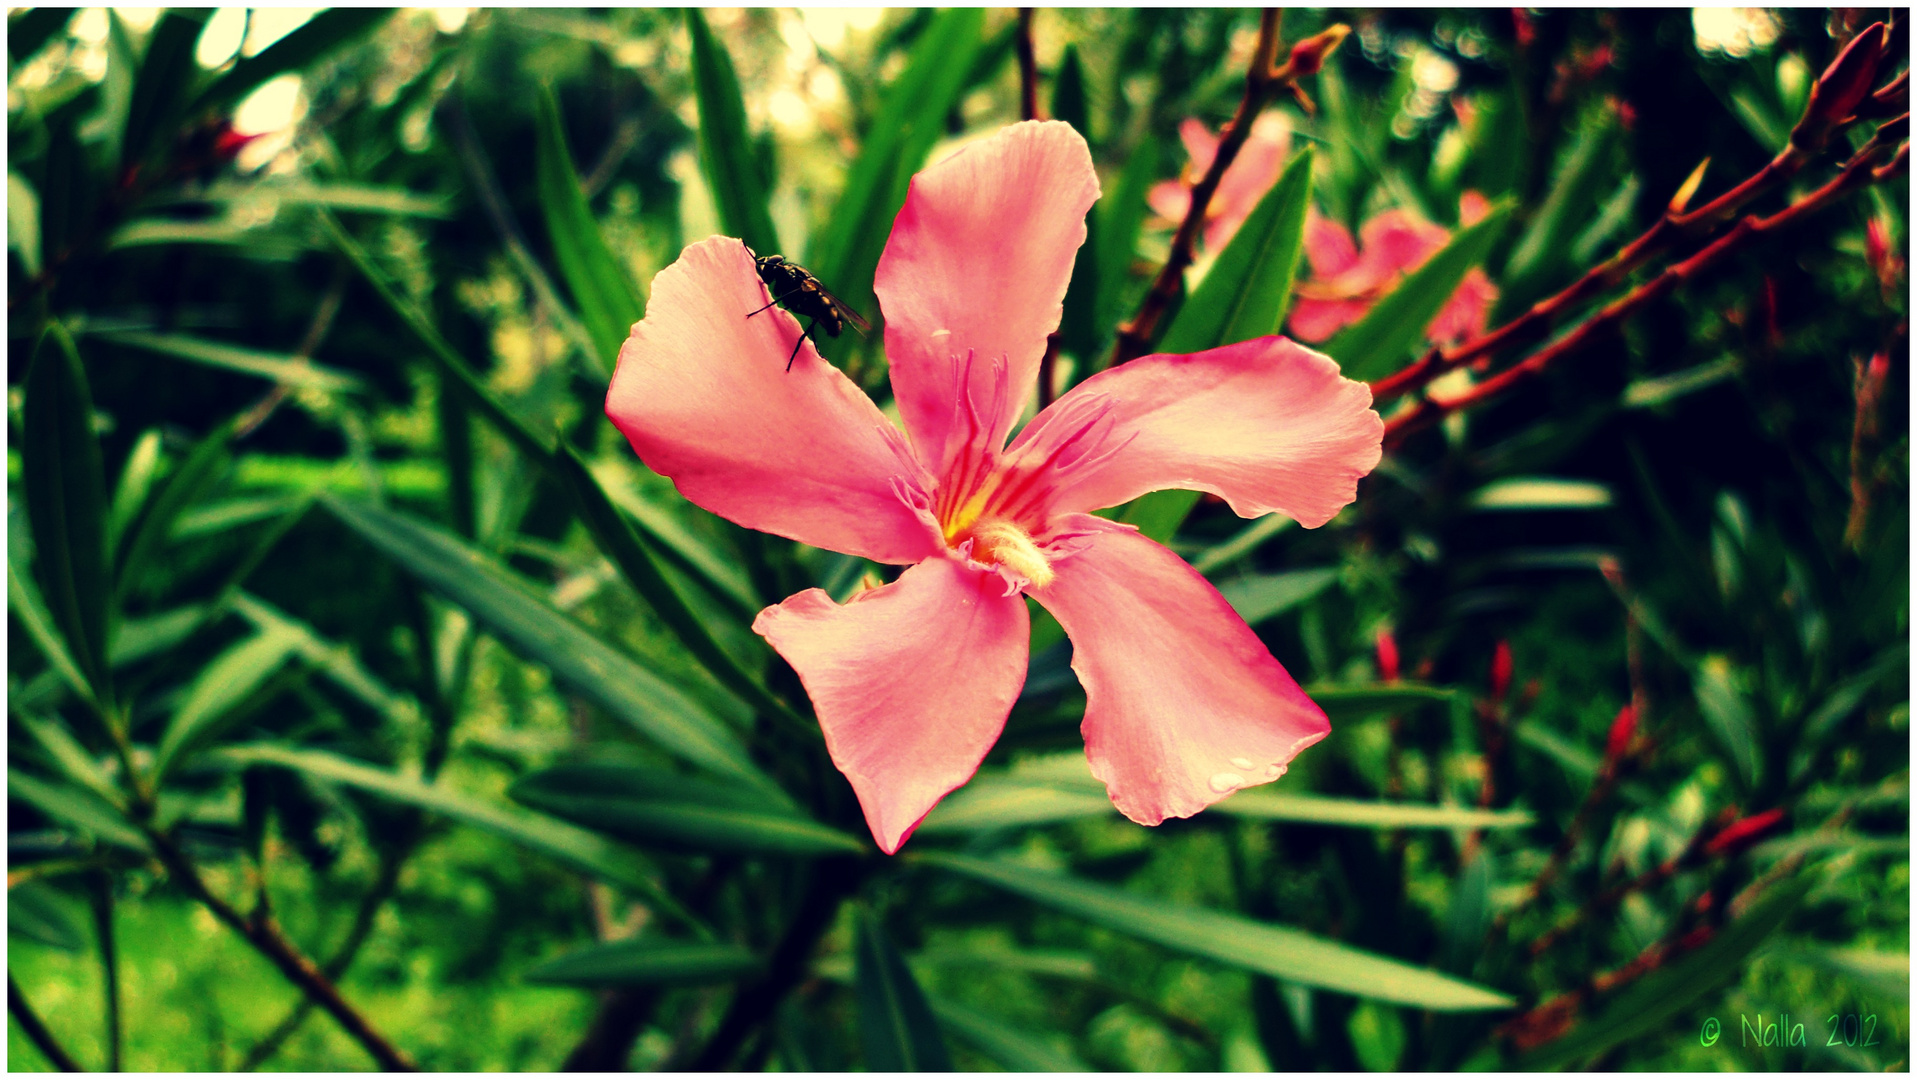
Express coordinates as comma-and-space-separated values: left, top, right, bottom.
1264, 763, 1287, 779
1209, 772, 1245, 793
1230, 757, 1255, 770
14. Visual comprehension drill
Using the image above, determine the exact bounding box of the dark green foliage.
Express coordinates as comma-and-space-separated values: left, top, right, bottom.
6, 8, 1906, 1073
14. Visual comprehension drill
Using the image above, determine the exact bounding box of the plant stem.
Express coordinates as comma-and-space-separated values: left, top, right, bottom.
90, 872, 122, 1071
146, 827, 418, 1071
9, 974, 84, 1072
1016, 9, 1041, 123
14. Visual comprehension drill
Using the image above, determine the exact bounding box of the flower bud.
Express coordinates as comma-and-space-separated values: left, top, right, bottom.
1703, 807, 1787, 856
1604, 703, 1638, 762
1795, 21, 1887, 145
1489, 640, 1513, 703
1286, 25, 1350, 77
1375, 628, 1400, 682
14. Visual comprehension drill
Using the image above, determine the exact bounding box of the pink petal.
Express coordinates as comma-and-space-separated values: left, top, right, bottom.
1029, 515, 1329, 825
1005, 336, 1383, 528
1425, 266, 1499, 346
1354, 209, 1448, 280
753, 556, 1029, 853
1459, 189, 1491, 227
876, 121, 1101, 475
1147, 179, 1193, 226
1178, 117, 1221, 177
1287, 296, 1372, 343
607, 237, 941, 565
1208, 112, 1290, 249
1302, 210, 1360, 278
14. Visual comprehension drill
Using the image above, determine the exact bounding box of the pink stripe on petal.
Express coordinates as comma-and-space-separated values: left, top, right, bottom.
1030, 516, 1329, 826
607, 237, 941, 565
754, 556, 1030, 854
1007, 337, 1382, 528
876, 121, 1100, 474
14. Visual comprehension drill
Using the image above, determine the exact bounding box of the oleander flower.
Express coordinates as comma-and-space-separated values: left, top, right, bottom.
1147, 111, 1293, 253
606, 121, 1383, 854
1288, 192, 1500, 347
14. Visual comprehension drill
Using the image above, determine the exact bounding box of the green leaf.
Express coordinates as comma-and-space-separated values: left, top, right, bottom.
213, 743, 705, 933
181, 178, 451, 219
113, 419, 235, 600
106, 218, 308, 257
553, 442, 802, 734
1520, 872, 1813, 1069
8, 8, 73, 64
1114, 488, 1202, 545
22, 323, 113, 699
1777, 947, 1908, 1002
1324, 200, 1513, 382
1467, 477, 1613, 511
1218, 567, 1339, 626
524, 939, 761, 988
8, 881, 88, 952
919, 853, 1514, 1011
1096, 136, 1160, 336
685, 10, 780, 257
534, 86, 642, 379
15, 712, 121, 807
1307, 682, 1458, 722
1052, 45, 1100, 364
592, 459, 759, 619
96, 331, 366, 393
917, 781, 1115, 833
109, 605, 204, 667
8, 559, 95, 707
1622, 356, 1741, 410
1694, 655, 1761, 790
1213, 791, 1534, 830
118, 9, 208, 172
1190, 513, 1294, 575
1499, 110, 1617, 307
512, 762, 855, 855
856, 907, 952, 1071
107, 429, 164, 552
189, 9, 392, 115
7, 769, 150, 854
319, 495, 769, 789
1513, 719, 1601, 781
152, 625, 304, 783
1158, 147, 1315, 354
932, 998, 1088, 1072
813, 9, 983, 326
229, 592, 408, 720
9, 170, 41, 276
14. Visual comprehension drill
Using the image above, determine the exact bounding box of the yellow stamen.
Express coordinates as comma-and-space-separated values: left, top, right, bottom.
971, 519, 1054, 588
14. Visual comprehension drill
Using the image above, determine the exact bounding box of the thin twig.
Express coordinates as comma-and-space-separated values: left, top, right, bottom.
1382, 130, 1908, 448
91, 872, 123, 1072
1371, 24, 1898, 406
1109, 11, 1346, 366
1016, 9, 1041, 123
9, 974, 83, 1072
146, 828, 418, 1071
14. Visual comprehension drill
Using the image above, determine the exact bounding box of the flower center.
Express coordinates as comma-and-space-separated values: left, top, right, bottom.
963, 517, 1055, 588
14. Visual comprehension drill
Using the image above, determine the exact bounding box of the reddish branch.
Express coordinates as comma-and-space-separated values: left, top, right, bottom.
1382, 125, 1909, 449
1845, 330, 1901, 549
146, 828, 418, 1071
1371, 21, 1902, 410
1108, 11, 1348, 367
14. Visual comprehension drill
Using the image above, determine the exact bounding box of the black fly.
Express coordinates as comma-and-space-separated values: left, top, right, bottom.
745, 245, 869, 371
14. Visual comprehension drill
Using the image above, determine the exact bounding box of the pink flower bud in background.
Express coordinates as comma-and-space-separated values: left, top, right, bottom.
1489, 640, 1513, 703
1703, 808, 1787, 857
1603, 703, 1638, 762
1375, 627, 1400, 682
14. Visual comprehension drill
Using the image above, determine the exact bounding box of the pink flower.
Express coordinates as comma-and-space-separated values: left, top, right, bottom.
1288, 192, 1499, 348
605, 122, 1383, 854
1147, 112, 1292, 253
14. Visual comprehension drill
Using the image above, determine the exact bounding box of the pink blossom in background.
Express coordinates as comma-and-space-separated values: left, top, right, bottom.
606, 122, 1383, 854
1147, 111, 1292, 253
1288, 191, 1499, 348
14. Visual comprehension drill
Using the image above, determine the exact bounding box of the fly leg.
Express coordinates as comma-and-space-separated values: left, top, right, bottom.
786, 318, 817, 371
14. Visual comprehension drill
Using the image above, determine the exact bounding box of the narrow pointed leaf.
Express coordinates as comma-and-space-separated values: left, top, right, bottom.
1218, 566, 1339, 626
534, 86, 641, 377
107, 430, 164, 550
593, 460, 759, 618
1694, 655, 1761, 790
920, 853, 1514, 1010
114, 419, 236, 599
118, 9, 208, 172
9, 881, 89, 952
917, 782, 1114, 833
213, 743, 705, 933
856, 908, 952, 1071
15, 713, 121, 807
1159, 147, 1315, 354
1213, 792, 1534, 829
22, 323, 112, 698
1325, 200, 1513, 381
512, 763, 851, 855
1500, 111, 1618, 303
1306, 682, 1458, 721
9, 560, 95, 706
525, 939, 761, 988
153, 626, 304, 782
97, 331, 366, 392
7, 8, 72, 64
686, 9, 780, 257
933, 998, 1088, 1072
190, 9, 391, 114
7, 769, 150, 854
319, 495, 769, 789
1096, 136, 1160, 334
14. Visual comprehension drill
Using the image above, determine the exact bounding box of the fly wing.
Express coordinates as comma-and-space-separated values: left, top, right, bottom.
814, 281, 871, 335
